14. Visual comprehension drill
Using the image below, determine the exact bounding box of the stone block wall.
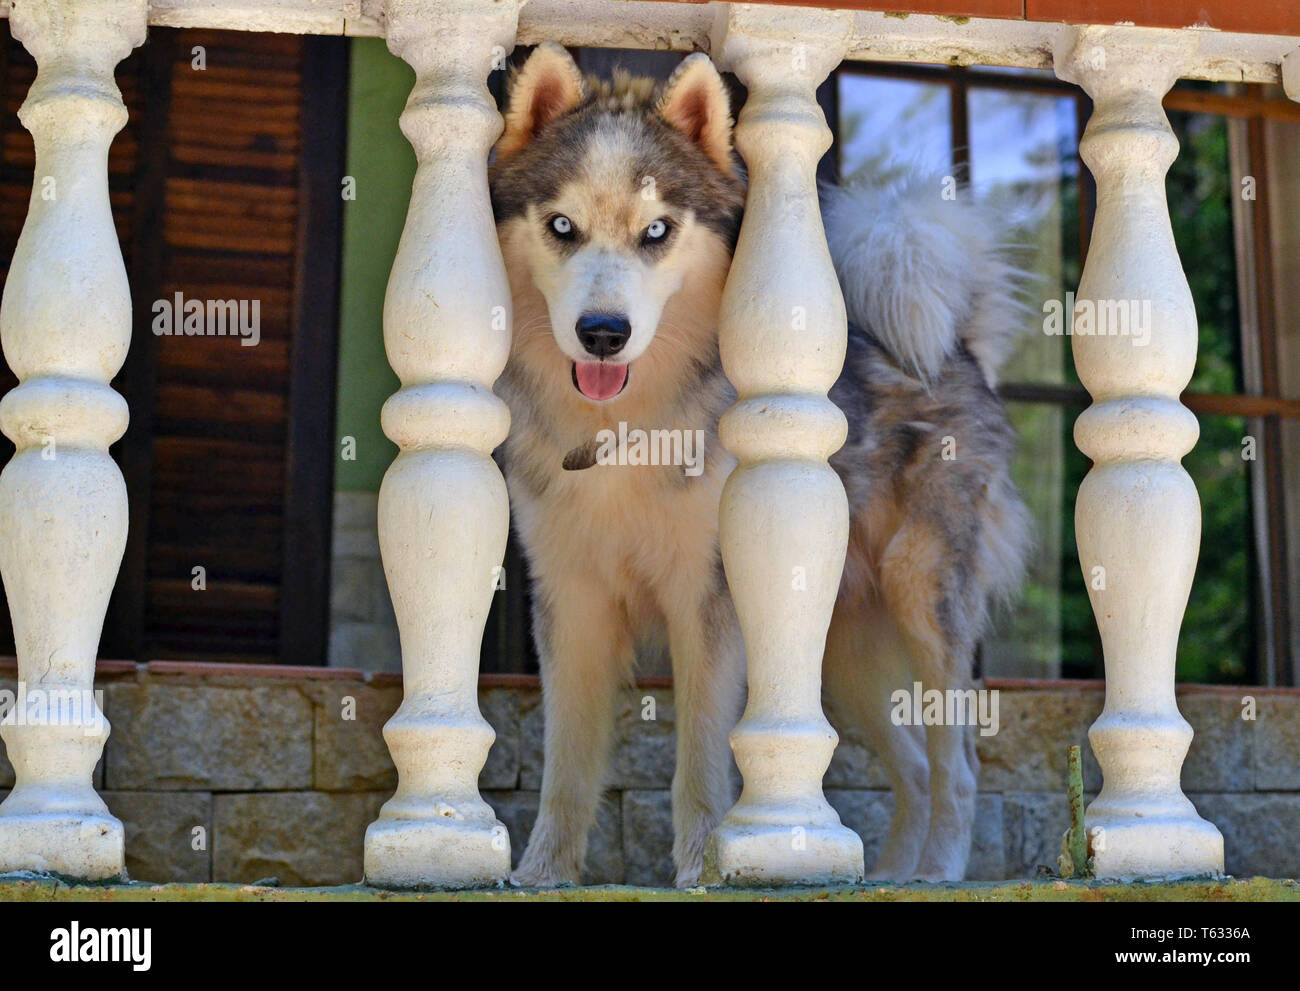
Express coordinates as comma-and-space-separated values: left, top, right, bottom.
0, 661, 1295, 885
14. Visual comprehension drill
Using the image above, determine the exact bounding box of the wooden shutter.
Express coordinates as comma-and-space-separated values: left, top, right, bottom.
0, 25, 344, 665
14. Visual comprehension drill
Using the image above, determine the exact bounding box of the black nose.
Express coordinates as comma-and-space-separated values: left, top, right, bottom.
576, 313, 630, 358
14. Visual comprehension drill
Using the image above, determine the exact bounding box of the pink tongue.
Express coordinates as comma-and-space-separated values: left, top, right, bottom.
574, 361, 628, 401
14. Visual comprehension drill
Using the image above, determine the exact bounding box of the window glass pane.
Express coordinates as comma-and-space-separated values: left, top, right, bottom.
1179, 413, 1254, 682
836, 72, 952, 181
969, 86, 1080, 388
983, 399, 1074, 678
969, 86, 1078, 197
1166, 111, 1254, 681
970, 87, 1080, 677
1167, 110, 1244, 396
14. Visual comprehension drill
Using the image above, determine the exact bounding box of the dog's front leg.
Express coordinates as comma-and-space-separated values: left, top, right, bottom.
512, 574, 634, 887
665, 589, 745, 888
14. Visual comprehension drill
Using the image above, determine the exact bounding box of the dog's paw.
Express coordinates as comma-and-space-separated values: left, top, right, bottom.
510, 857, 579, 889
510, 868, 577, 888
673, 865, 702, 889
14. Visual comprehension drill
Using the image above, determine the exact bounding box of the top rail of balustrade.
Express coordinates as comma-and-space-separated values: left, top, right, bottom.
0, 1, 1295, 86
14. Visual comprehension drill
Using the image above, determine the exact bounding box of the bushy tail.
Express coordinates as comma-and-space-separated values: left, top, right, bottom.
821, 173, 1029, 387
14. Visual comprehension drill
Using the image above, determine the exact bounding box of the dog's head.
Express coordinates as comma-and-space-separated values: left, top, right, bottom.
490, 44, 743, 404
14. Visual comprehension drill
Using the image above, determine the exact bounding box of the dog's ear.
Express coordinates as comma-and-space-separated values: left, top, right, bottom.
498, 43, 585, 161
656, 54, 733, 172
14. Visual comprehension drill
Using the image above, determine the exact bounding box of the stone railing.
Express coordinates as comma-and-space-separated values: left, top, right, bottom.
0, 0, 1297, 887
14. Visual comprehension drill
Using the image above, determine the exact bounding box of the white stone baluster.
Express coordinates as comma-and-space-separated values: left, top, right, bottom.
1054, 26, 1223, 879
363, 0, 520, 889
702, 5, 864, 886
0, 0, 145, 881
1283, 50, 1299, 102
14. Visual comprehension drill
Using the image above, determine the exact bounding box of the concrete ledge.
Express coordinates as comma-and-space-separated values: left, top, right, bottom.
1, 873, 1297, 902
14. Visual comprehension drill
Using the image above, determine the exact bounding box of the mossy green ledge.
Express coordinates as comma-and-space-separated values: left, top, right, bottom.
1, 873, 1297, 902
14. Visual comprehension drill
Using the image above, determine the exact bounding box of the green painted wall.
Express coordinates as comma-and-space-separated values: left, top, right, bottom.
334, 38, 415, 492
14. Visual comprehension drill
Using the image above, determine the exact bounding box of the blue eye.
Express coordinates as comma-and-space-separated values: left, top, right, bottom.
550, 215, 573, 237
644, 219, 668, 241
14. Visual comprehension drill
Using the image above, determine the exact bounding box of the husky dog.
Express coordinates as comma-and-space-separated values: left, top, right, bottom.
489, 43, 1031, 887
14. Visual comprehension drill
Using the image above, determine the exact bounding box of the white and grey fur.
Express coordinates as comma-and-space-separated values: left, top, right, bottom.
488, 44, 1031, 887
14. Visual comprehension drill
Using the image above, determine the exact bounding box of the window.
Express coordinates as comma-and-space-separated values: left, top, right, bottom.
835, 62, 1300, 685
